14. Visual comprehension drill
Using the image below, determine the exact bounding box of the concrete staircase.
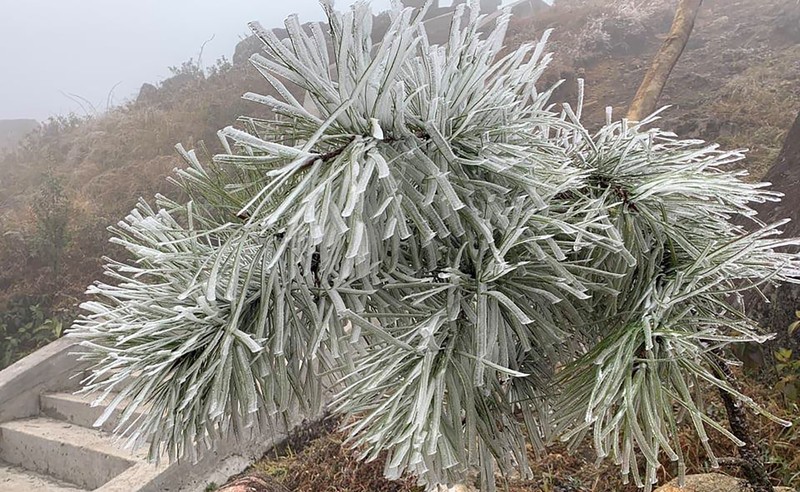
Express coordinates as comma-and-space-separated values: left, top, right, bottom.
0, 392, 162, 491
0, 338, 293, 492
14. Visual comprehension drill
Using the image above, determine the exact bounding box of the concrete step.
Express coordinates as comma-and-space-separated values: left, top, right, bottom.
40, 392, 146, 435
0, 461, 87, 491
0, 417, 139, 490
0, 338, 305, 491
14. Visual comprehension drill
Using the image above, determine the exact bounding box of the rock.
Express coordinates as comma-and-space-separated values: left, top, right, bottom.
232, 34, 264, 66
654, 473, 795, 492
135, 83, 158, 105
436, 485, 478, 492
745, 110, 800, 362
756, 110, 800, 236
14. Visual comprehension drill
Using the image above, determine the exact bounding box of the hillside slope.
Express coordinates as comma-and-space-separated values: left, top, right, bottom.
508, 0, 800, 178
0, 0, 798, 364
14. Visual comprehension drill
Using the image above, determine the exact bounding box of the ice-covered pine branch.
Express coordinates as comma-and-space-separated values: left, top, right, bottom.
69, 1, 800, 491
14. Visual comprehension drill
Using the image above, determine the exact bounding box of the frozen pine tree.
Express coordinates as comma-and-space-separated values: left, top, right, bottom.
70, 1, 800, 491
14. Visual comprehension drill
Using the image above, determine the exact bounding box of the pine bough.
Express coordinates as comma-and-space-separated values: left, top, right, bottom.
70, 2, 800, 490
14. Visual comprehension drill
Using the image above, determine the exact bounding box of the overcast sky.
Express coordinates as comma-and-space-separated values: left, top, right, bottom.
0, 1, 532, 121
0, 0, 405, 121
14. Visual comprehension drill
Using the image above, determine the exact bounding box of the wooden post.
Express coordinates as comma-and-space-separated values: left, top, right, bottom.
627, 0, 704, 121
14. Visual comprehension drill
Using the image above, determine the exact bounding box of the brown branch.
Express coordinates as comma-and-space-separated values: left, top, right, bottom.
627, 0, 704, 122
296, 135, 358, 174
711, 350, 775, 492
270, 128, 431, 178
235, 137, 357, 220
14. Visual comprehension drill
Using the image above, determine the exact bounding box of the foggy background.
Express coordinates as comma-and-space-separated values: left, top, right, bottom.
0, 0, 523, 121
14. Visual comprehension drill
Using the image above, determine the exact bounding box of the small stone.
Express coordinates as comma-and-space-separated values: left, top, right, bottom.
436, 484, 478, 492
654, 473, 796, 492
136, 83, 158, 105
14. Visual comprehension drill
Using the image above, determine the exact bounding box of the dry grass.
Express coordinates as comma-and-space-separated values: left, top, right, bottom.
710, 46, 800, 179
250, 416, 424, 492
245, 373, 800, 492
0, 58, 269, 327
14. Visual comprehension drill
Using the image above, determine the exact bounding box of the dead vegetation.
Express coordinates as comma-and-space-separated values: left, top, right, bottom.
245, 416, 423, 492
0, 58, 269, 366
242, 375, 799, 492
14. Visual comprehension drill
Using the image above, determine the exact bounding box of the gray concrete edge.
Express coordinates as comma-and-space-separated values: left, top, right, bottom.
0, 337, 88, 424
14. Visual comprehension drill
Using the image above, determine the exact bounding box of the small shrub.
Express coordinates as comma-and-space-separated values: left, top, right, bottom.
775, 311, 800, 402
0, 301, 63, 369
31, 172, 71, 278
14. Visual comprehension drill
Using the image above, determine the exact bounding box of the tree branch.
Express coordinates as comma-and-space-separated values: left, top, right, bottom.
627, 0, 704, 121
711, 351, 775, 492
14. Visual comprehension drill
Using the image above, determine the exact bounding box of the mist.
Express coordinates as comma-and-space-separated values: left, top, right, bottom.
0, 0, 402, 120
